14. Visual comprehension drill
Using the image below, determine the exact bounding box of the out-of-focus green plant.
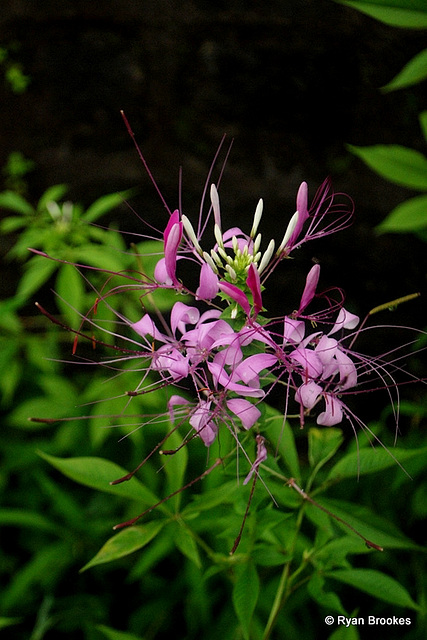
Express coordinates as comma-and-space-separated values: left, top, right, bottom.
335, 0, 427, 238
0, 45, 30, 94
0, 184, 133, 310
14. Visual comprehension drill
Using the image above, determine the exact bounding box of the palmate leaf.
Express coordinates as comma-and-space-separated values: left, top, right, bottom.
335, 0, 427, 28
81, 521, 165, 571
326, 568, 420, 610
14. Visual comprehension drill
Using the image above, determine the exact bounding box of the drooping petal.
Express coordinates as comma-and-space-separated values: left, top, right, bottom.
233, 353, 278, 385
295, 380, 322, 410
317, 394, 344, 426
171, 302, 200, 336
290, 347, 323, 379
329, 308, 359, 335
283, 317, 305, 345
131, 314, 166, 342
189, 401, 218, 446
226, 398, 261, 430
196, 262, 219, 300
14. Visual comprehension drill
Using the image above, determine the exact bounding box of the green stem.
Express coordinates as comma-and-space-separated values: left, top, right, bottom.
262, 503, 306, 640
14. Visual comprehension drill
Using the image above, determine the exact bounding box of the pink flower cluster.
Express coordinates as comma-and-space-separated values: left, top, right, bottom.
120, 178, 377, 480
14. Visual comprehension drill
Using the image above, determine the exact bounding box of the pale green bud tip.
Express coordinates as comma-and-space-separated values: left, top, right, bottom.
258, 239, 275, 274
277, 211, 298, 254
225, 264, 237, 281
182, 215, 202, 254
210, 184, 221, 229
250, 198, 263, 238
202, 251, 219, 273
214, 223, 224, 249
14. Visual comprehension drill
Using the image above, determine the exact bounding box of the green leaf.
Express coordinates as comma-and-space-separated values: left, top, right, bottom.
335, 1, 427, 28
232, 560, 260, 640
0, 190, 34, 215
308, 427, 344, 470
419, 111, 427, 143
173, 521, 202, 568
163, 430, 188, 512
0, 216, 27, 233
81, 521, 165, 571
15, 256, 57, 302
347, 144, 427, 190
0, 617, 22, 631
327, 445, 427, 480
0, 508, 59, 535
308, 572, 347, 615
317, 498, 421, 551
38, 452, 163, 507
72, 245, 126, 273
326, 568, 420, 610
376, 194, 427, 233
382, 48, 427, 92
264, 405, 301, 481
83, 190, 134, 223
55, 263, 85, 326
95, 625, 145, 640
37, 184, 68, 212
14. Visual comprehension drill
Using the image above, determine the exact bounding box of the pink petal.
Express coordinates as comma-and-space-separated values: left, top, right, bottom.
196, 263, 219, 300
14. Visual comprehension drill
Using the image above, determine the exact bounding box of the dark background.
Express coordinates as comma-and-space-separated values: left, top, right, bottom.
1, 0, 426, 324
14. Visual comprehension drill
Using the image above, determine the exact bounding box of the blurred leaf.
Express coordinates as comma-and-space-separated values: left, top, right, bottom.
0, 508, 59, 535
335, 1, 427, 28
15, 257, 57, 302
37, 184, 68, 212
326, 568, 420, 610
38, 452, 164, 508
308, 427, 344, 470
95, 625, 145, 640
327, 445, 427, 480
382, 48, 427, 92
83, 190, 135, 223
0, 190, 34, 215
232, 560, 259, 640
376, 194, 427, 233
55, 263, 85, 327
264, 405, 301, 481
81, 521, 165, 571
72, 245, 126, 273
0, 216, 27, 233
163, 429, 188, 512
173, 521, 201, 568
420, 110, 427, 143
0, 617, 22, 631
1, 541, 71, 611
347, 144, 427, 190
317, 499, 421, 551
308, 572, 347, 615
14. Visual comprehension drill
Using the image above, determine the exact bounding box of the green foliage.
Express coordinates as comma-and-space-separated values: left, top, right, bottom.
347, 114, 427, 235
335, 1, 427, 29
